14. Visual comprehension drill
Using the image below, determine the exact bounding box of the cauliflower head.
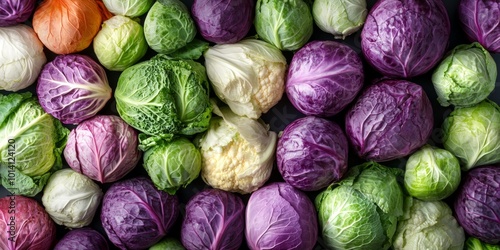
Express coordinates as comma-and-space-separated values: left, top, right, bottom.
204, 39, 287, 119
197, 104, 277, 194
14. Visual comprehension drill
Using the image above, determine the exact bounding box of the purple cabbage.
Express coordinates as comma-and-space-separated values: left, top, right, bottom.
345, 79, 433, 162
459, 0, 500, 53
245, 182, 318, 250
0, 196, 56, 250
37, 54, 112, 125
454, 166, 500, 244
277, 116, 348, 191
361, 0, 450, 78
63, 115, 141, 183
181, 189, 245, 250
286, 40, 364, 117
54, 228, 109, 250
191, 0, 254, 44
100, 177, 179, 249
0, 0, 36, 27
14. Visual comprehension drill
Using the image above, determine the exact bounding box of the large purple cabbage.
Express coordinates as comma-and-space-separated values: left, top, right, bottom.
0, 0, 36, 27
54, 228, 109, 250
277, 116, 348, 191
101, 177, 179, 249
191, 0, 254, 44
361, 0, 450, 78
286, 40, 364, 117
37, 54, 112, 125
454, 166, 500, 244
0, 196, 56, 250
459, 0, 500, 53
181, 189, 245, 250
245, 182, 318, 250
64, 115, 141, 183
345, 79, 433, 162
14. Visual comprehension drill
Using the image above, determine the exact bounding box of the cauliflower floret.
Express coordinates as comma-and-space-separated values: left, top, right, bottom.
197, 109, 277, 194
204, 39, 287, 119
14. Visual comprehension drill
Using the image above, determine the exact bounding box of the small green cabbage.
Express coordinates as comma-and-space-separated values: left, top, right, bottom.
312, 0, 367, 39
143, 137, 201, 195
103, 0, 154, 17
254, 0, 313, 51
315, 162, 404, 250
0, 92, 68, 197
466, 237, 500, 250
114, 55, 212, 145
393, 198, 465, 250
204, 39, 287, 119
404, 145, 461, 201
443, 100, 500, 170
144, 0, 196, 54
93, 15, 148, 71
42, 168, 103, 228
196, 102, 277, 194
432, 42, 497, 107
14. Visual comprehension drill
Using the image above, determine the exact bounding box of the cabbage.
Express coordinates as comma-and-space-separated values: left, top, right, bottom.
315, 162, 404, 250
432, 43, 497, 107
0, 196, 56, 250
63, 115, 141, 183
103, 0, 154, 17
93, 15, 148, 71
0, 92, 68, 197
196, 102, 277, 194
286, 40, 364, 117
54, 228, 109, 250
150, 238, 185, 250
181, 188, 245, 250
245, 182, 318, 250
0, 0, 36, 26
0, 25, 46, 91
36, 54, 112, 125
312, 0, 367, 39
454, 166, 500, 244
459, 0, 500, 53
191, 0, 254, 44
114, 55, 212, 145
404, 145, 461, 201
393, 198, 465, 250
254, 0, 313, 51
101, 177, 179, 249
42, 168, 103, 228
345, 79, 434, 162
144, 0, 196, 54
443, 100, 500, 170
277, 116, 348, 191
361, 0, 450, 78
204, 39, 287, 119
142, 137, 201, 194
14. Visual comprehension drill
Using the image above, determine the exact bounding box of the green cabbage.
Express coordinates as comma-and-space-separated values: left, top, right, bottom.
144, 0, 196, 54
114, 55, 212, 147
404, 145, 461, 201
393, 198, 465, 250
143, 137, 201, 195
0, 92, 68, 197
432, 42, 497, 107
254, 0, 313, 51
315, 162, 404, 250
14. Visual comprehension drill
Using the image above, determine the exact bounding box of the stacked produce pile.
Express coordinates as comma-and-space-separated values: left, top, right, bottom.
0, 0, 499, 249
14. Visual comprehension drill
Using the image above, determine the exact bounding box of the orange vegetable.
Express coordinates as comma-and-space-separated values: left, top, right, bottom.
32, 0, 102, 54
